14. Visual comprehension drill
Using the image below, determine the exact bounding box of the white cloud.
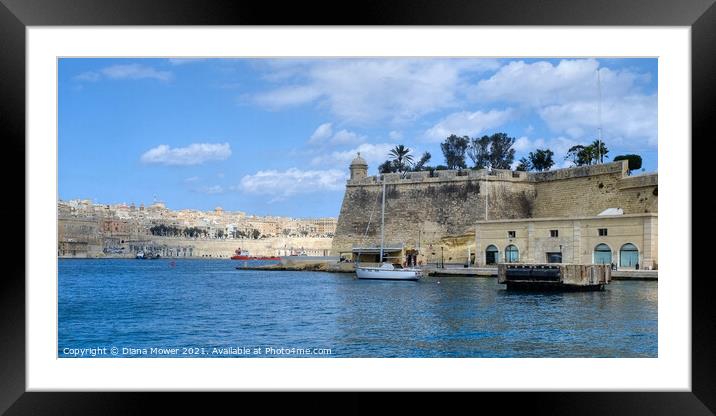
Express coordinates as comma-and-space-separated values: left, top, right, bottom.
141, 143, 232, 166
539, 94, 657, 146
310, 142, 398, 168
238, 168, 346, 199
389, 131, 403, 140
197, 185, 224, 195
184, 176, 200, 182
75, 64, 174, 82
474, 59, 642, 105
308, 123, 333, 144
74, 71, 100, 82
473, 59, 656, 146
308, 123, 365, 146
548, 137, 584, 161
331, 129, 364, 145
254, 85, 322, 108
101, 64, 173, 81
513, 136, 546, 153
253, 59, 501, 125
423, 108, 514, 141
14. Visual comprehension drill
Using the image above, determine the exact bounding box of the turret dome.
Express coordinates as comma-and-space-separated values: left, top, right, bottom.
350, 152, 368, 167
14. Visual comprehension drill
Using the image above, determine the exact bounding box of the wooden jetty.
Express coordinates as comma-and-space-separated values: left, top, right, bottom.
497, 263, 611, 291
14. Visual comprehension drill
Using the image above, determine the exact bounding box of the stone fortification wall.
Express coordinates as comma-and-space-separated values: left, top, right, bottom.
331, 168, 535, 256
331, 160, 658, 257
531, 162, 658, 217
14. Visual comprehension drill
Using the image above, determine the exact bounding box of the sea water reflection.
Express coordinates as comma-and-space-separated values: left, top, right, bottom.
58, 259, 657, 358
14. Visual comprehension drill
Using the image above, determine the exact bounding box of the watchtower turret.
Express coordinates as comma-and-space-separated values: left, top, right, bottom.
349, 152, 368, 181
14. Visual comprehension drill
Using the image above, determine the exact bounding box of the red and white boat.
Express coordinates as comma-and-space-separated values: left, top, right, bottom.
230, 248, 281, 261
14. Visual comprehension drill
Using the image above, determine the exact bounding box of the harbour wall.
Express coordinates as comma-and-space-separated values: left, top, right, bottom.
60, 236, 333, 259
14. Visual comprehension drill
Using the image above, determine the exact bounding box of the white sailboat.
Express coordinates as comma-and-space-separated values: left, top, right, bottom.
355, 182, 422, 281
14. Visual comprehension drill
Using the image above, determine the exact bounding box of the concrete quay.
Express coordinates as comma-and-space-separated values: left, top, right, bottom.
426, 267, 497, 277
233, 259, 657, 281
611, 270, 658, 280
425, 266, 657, 280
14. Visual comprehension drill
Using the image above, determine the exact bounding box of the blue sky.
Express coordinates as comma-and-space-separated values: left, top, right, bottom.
59, 58, 658, 217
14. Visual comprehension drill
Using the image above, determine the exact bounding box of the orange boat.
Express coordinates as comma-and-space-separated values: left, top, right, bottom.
230, 248, 281, 261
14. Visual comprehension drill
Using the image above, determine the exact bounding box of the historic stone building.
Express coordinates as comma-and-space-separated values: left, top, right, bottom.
475, 213, 657, 269
57, 215, 103, 257
331, 155, 657, 269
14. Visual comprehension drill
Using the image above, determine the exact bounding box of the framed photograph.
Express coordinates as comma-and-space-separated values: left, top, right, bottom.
4, 0, 711, 413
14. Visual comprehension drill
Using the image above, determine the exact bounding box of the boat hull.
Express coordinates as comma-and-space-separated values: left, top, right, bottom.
355, 267, 421, 281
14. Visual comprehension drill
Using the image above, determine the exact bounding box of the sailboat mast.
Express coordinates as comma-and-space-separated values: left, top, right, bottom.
380, 182, 386, 263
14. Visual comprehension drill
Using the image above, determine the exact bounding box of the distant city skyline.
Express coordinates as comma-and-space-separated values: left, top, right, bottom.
57, 197, 334, 220
59, 58, 657, 217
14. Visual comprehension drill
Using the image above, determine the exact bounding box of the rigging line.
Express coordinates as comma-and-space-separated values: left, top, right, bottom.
356, 181, 383, 264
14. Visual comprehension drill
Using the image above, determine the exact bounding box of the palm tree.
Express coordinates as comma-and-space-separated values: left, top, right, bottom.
388, 145, 414, 173
589, 139, 609, 164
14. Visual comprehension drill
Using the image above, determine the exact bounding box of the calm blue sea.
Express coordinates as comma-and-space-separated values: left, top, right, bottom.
58, 259, 657, 358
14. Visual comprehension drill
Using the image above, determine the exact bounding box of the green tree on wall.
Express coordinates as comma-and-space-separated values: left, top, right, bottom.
528, 149, 555, 171
487, 133, 517, 169
412, 152, 432, 171
613, 154, 642, 174
589, 140, 609, 164
467, 136, 491, 169
515, 149, 555, 172
515, 157, 531, 171
379, 145, 430, 174
565, 145, 589, 166
565, 140, 610, 166
464, 133, 516, 170
388, 145, 414, 173
440, 135, 469, 169
378, 160, 399, 174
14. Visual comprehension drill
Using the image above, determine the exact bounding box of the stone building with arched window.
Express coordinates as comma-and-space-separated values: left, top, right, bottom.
474, 213, 657, 270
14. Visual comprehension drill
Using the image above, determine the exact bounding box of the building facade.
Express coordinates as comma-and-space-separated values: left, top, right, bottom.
57, 216, 102, 257
475, 213, 657, 269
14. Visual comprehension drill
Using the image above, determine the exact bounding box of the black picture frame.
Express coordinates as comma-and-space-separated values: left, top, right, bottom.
2, 0, 711, 413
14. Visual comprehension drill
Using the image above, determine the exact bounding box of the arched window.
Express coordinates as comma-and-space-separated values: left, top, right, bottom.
505, 244, 519, 263
620, 243, 639, 268
594, 243, 612, 265
485, 245, 499, 265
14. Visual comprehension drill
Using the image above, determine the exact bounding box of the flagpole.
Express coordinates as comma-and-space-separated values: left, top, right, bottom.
597, 68, 603, 164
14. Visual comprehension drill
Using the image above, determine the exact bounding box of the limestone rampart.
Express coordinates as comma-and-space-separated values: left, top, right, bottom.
331, 160, 658, 259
